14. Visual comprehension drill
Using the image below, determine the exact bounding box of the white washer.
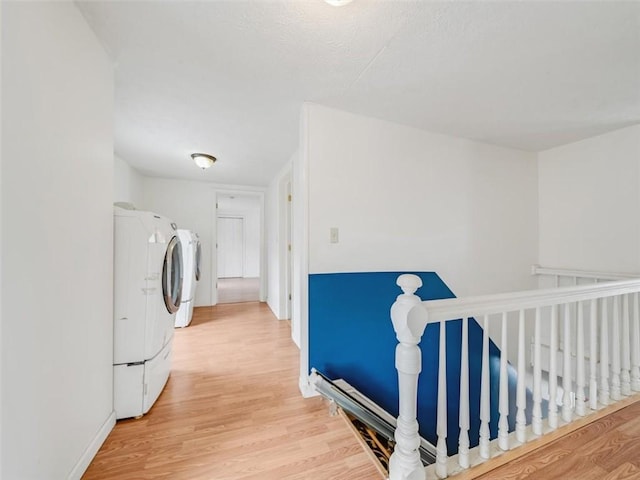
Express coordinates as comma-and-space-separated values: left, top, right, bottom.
113, 206, 183, 419
175, 229, 199, 328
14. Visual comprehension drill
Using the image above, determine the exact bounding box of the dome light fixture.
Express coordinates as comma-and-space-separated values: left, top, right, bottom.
324, 0, 353, 5
191, 153, 217, 169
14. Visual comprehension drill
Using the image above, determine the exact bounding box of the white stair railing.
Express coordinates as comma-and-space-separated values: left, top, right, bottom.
388, 269, 640, 480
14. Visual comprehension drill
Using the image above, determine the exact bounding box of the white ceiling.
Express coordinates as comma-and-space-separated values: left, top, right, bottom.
77, 0, 640, 187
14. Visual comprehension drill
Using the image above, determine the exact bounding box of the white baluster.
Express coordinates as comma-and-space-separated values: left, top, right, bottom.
436, 319, 447, 479
548, 305, 558, 429
458, 317, 469, 469
576, 302, 587, 417
498, 312, 509, 451
611, 296, 621, 401
479, 314, 491, 458
632, 293, 640, 392
589, 298, 598, 411
621, 294, 631, 396
532, 307, 542, 436
389, 274, 427, 480
562, 303, 573, 423
516, 309, 526, 443
575, 301, 586, 416
600, 298, 610, 406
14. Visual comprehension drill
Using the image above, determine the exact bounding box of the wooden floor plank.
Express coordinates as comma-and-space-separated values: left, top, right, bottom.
602, 462, 640, 480
217, 278, 260, 304
83, 303, 381, 480
473, 401, 640, 480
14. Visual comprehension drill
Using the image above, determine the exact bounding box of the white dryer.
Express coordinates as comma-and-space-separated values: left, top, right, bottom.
175, 229, 199, 328
113, 206, 183, 419
194, 233, 202, 282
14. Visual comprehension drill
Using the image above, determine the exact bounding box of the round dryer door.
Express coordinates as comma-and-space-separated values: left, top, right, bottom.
195, 240, 202, 281
162, 235, 183, 314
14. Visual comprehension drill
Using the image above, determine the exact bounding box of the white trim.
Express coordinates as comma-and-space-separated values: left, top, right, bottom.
213, 189, 267, 303
282, 175, 292, 320
299, 374, 319, 398
67, 410, 116, 480
418, 277, 640, 323
211, 204, 218, 305
211, 183, 265, 193
265, 161, 293, 320
259, 192, 266, 302
296, 104, 311, 389
532, 264, 639, 281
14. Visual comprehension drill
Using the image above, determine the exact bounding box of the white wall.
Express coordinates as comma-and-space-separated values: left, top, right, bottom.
1, 3, 115, 478
114, 153, 144, 207
294, 103, 539, 391
218, 194, 261, 278
538, 124, 640, 273
266, 170, 281, 317
266, 160, 293, 320
305, 104, 539, 297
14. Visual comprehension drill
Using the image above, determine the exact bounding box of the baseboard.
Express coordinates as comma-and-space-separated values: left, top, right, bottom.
299, 374, 320, 398
266, 299, 281, 319
267, 299, 291, 321
67, 410, 116, 480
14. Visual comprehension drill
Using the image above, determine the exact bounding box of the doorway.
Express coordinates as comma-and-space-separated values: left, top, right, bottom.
215, 192, 264, 304
217, 216, 244, 278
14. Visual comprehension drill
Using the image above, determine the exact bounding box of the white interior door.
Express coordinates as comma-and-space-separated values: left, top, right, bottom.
217, 217, 244, 278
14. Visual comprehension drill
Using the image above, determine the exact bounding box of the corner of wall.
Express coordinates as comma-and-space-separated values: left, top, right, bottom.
67, 411, 115, 480
113, 153, 145, 208
293, 104, 310, 370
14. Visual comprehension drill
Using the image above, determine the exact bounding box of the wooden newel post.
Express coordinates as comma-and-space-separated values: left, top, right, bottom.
389, 274, 428, 480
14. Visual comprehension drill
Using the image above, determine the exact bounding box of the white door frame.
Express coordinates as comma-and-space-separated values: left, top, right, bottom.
293, 106, 312, 396
212, 189, 266, 305
274, 170, 293, 321
285, 179, 292, 320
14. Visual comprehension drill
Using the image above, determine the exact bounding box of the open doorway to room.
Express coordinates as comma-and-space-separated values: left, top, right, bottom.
215, 192, 265, 304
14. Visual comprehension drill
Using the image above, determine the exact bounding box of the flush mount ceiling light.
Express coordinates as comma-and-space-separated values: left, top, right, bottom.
191, 153, 217, 169
324, 0, 353, 5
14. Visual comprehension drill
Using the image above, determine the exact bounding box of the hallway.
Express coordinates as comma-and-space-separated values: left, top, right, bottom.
83, 303, 379, 480
217, 277, 260, 304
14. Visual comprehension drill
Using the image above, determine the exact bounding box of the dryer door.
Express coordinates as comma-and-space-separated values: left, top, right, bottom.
162, 235, 183, 313
195, 239, 202, 281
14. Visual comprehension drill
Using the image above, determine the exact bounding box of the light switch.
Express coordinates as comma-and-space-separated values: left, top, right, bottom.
330, 227, 339, 244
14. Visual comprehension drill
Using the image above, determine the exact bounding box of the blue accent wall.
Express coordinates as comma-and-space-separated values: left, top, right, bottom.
309, 272, 527, 456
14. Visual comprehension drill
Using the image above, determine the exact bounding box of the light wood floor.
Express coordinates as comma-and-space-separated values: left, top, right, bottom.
217, 277, 260, 304
474, 400, 640, 480
82, 303, 380, 480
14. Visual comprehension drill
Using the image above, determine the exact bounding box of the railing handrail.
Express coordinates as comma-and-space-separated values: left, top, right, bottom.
532, 264, 640, 281
389, 271, 640, 480
417, 277, 640, 323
